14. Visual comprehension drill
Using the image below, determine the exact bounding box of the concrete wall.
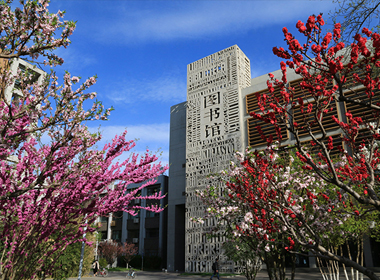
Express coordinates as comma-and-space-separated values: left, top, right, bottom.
185, 45, 251, 273
167, 101, 187, 271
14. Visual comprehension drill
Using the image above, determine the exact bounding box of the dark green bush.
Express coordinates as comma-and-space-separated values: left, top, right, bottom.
145, 255, 162, 270
48, 240, 93, 280
129, 255, 142, 268
99, 258, 108, 268
118, 256, 127, 267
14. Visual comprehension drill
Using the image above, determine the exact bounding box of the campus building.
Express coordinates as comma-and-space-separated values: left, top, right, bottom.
1, 58, 46, 165
2, 58, 46, 103
123, 174, 168, 264
97, 175, 168, 267
167, 45, 380, 272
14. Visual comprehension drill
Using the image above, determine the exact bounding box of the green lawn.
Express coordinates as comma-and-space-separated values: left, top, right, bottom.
108, 267, 140, 272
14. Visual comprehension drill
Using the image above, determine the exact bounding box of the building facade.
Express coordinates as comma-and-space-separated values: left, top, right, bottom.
167, 101, 187, 272
168, 45, 251, 273
97, 175, 168, 267
2, 57, 46, 103
1, 58, 46, 164
167, 45, 380, 272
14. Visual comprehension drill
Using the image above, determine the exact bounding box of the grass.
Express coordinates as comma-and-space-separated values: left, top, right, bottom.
108, 267, 141, 272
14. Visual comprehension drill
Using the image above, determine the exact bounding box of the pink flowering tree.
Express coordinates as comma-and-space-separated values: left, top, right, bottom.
0, 1, 167, 280
197, 146, 378, 280
221, 239, 262, 280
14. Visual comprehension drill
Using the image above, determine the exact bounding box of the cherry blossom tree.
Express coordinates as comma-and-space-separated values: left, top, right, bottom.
98, 240, 137, 267
222, 239, 262, 280
120, 242, 138, 268
0, 1, 167, 280
197, 146, 377, 280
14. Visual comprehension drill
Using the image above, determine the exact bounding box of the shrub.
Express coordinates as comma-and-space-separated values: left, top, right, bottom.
99, 258, 108, 268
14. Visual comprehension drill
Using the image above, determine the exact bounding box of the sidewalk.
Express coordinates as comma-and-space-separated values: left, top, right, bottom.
70, 268, 380, 280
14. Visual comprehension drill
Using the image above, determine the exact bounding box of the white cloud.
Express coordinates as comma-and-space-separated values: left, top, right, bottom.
105, 75, 186, 104
88, 123, 170, 166
51, 47, 97, 71
36, 123, 169, 170
93, 1, 336, 44
92, 124, 169, 143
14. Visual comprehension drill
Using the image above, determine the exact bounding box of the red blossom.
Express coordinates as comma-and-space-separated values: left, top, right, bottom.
327, 136, 333, 150
333, 23, 341, 40
306, 15, 316, 32
201, 15, 380, 277
311, 44, 322, 54
317, 14, 324, 26
296, 20, 307, 33
322, 32, 333, 49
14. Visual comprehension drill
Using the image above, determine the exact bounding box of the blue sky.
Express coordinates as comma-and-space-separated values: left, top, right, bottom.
45, 0, 337, 171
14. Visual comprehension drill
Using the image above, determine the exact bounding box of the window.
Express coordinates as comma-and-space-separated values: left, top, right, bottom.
146, 211, 159, 218
112, 230, 121, 242
147, 185, 160, 196
246, 86, 289, 147
99, 231, 107, 240
344, 87, 380, 122
14, 64, 41, 89
292, 98, 340, 138
4, 58, 46, 102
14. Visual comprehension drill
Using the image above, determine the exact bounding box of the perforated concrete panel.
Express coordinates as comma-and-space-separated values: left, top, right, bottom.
185, 45, 250, 273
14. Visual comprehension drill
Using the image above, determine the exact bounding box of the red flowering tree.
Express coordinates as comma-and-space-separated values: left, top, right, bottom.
194, 12, 380, 280
120, 242, 138, 268
330, 0, 380, 44
256, 14, 380, 211
98, 241, 137, 267
197, 146, 377, 280
0, 1, 167, 280
245, 13, 380, 280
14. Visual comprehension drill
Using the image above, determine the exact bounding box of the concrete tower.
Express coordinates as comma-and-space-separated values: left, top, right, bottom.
185, 45, 251, 273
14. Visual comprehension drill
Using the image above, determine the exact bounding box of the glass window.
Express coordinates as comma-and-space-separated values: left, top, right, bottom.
147, 185, 160, 196
146, 211, 159, 218
112, 230, 121, 242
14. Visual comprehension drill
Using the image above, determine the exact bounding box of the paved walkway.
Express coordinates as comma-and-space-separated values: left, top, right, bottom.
70, 268, 380, 280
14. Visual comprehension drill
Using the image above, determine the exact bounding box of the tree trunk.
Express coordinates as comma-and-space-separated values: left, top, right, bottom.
314, 242, 380, 280
290, 254, 296, 280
